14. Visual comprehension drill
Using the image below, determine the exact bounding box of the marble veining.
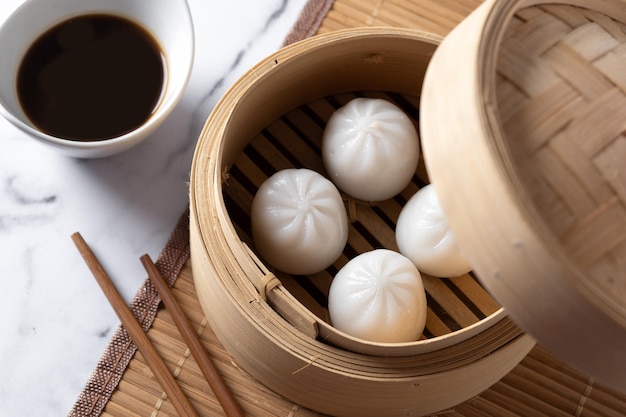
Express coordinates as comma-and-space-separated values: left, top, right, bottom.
1, 174, 59, 230
0, 0, 307, 416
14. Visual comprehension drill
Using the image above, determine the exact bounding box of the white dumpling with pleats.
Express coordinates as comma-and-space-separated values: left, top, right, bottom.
322, 97, 420, 202
251, 168, 349, 275
328, 249, 427, 343
396, 184, 472, 278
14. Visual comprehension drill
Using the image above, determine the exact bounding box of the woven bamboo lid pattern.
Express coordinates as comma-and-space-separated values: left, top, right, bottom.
422, 0, 626, 391
497, 3, 626, 326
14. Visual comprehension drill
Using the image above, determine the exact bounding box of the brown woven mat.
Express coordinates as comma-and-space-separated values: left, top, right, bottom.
70, 0, 626, 416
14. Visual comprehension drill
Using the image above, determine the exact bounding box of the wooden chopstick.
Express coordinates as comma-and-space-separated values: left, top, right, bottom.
71, 232, 200, 417
141, 254, 245, 417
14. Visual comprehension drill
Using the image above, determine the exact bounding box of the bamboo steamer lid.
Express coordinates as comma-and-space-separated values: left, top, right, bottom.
190, 27, 535, 417
422, 0, 626, 391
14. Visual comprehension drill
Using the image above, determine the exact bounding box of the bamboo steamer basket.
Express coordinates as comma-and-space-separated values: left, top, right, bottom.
190, 27, 535, 417
422, 0, 626, 392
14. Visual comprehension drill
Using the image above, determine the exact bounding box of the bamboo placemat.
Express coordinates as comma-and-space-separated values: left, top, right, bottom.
70, 0, 626, 416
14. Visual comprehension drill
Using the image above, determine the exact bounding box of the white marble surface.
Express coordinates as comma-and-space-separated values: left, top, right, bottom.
0, 0, 308, 415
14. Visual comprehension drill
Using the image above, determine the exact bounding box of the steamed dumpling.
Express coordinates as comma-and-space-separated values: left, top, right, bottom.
396, 184, 471, 277
328, 249, 427, 343
322, 98, 419, 201
251, 168, 348, 275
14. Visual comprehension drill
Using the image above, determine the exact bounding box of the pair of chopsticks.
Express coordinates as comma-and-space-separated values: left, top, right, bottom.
71, 232, 244, 417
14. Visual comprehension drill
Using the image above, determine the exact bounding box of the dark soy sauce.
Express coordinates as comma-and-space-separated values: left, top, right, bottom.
17, 14, 165, 141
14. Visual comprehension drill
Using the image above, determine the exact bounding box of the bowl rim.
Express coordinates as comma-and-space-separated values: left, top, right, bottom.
0, 0, 195, 157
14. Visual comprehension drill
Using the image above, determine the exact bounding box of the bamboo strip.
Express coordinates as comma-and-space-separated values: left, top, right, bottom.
102, 399, 146, 417
325, 3, 375, 29
455, 398, 518, 417
423, 305, 453, 336
540, 4, 590, 27
111, 380, 169, 413
264, 121, 325, 173
548, 132, 614, 205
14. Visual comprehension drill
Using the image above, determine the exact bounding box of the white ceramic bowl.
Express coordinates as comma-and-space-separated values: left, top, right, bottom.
0, 0, 194, 158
